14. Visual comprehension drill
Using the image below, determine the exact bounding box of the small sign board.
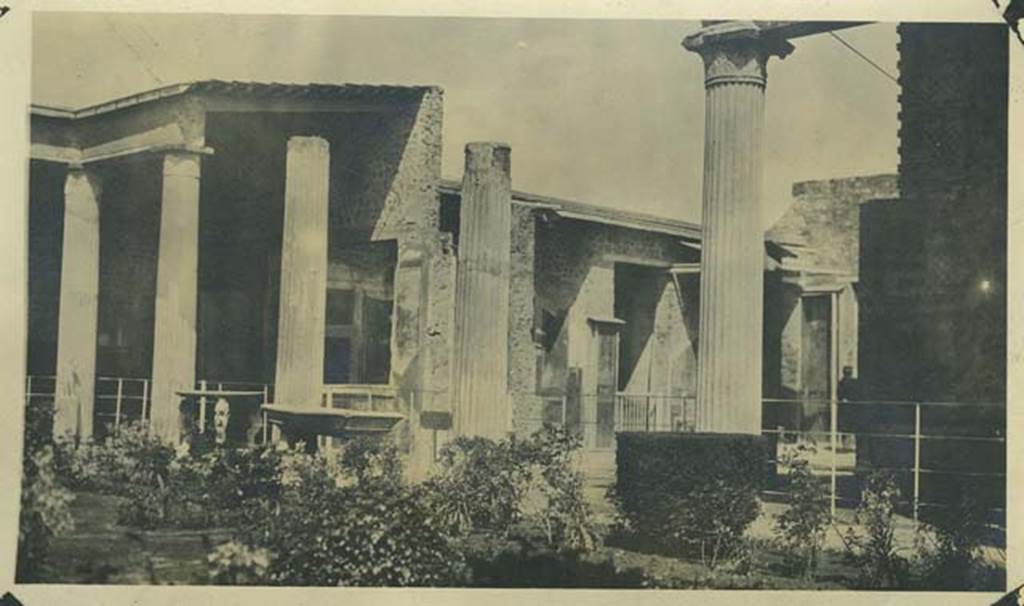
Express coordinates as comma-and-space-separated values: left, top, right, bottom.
420, 410, 453, 430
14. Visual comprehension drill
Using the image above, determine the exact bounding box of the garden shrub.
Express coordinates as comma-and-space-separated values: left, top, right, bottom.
17, 397, 75, 582
18, 444, 75, 582
423, 426, 596, 552
228, 446, 467, 586
423, 435, 533, 535
118, 442, 287, 530
838, 470, 911, 589
773, 444, 830, 578
23, 395, 55, 453
611, 432, 769, 568
459, 526, 643, 588
339, 434, 403, 488
207, 540, 271, 585
914, 479, 995, 590
53, 421, 175, 495
518, 426, 596, 551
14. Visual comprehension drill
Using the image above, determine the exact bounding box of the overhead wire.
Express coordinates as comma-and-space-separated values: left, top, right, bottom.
827, 31, 899, 86
103, 15, 165, 87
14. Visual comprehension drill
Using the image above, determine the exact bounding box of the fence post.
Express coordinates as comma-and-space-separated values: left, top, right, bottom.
114, 378, 124, 432
913, 402, 922, 522
830, 397, 838, 517
26, 375, 32, 403
199, 379, 208, 434
142, 379, 150, 427
262, 384, 269, 405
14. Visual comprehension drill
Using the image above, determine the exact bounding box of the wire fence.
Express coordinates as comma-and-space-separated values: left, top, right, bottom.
25, 376, 1005, 526
533, 393, 1006, 528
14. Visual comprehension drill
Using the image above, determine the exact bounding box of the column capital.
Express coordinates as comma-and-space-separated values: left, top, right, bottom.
63, 165, 102, 214
287, 135, 329, 152
162, 148, 204, 179
683, 21, 794, 88
464, 142, 511, 176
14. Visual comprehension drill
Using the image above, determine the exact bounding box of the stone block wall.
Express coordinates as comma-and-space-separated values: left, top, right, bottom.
858, 23, 1007, 402
769, 174, 898, 275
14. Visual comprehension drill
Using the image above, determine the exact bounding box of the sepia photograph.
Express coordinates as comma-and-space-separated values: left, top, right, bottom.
5, 3, 1019, 601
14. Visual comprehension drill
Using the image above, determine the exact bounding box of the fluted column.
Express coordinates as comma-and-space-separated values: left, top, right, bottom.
684, 22, 793, 434
274, 136, 330, 408
150, 151, 203, 442
453, 142, 512, 440
54, 166, 101, 440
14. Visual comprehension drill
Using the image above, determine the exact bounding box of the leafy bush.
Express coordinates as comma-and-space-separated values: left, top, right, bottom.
119, 443, 287, 530
423, 426, 596, 551
424, 435, 533, 535
23, 395, 56, 453
18, 444, 75, 582
229, 446, 467, 586
53, 422, 175, 495
838, 471, 911, 589
339, 435, 403, 488
913, 480, 996, 590
208, 540, 271, 585
520, 427, 596, 552
611, 432, 769, 568
17, 398, 75, 582
459, 527, 643, 588
773, 445, 830, 578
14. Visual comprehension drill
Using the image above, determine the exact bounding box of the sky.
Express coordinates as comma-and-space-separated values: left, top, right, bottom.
31, 13, 899, 228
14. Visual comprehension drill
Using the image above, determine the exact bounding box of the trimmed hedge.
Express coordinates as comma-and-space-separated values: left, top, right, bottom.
612, 432, 771, 565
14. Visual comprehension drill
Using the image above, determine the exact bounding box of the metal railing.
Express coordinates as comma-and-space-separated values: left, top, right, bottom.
552, 392, 1005, 525
615, 392, 697, 433
323, 383, 397, 410
762, 397, 1005, 524
24, 374, 273, 437
24, 377, 1005, 525
95, 376, 152, 433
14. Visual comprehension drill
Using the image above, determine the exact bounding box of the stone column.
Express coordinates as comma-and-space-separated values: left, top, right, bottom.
274, 136, 330, 408
54, 165, 101, 440
150, 151, 203, 442
453, 142, 512, 440
683, 22, 793, 434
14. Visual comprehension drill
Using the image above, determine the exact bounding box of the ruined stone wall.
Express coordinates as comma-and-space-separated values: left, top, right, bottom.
200, 92, 445, 471
762, 173, 894, 404
379, 90, 445, 475
530, 217, 697, 439
650, 275, 696, 399
769, 174, 898, 275
508, 204, 544, 435
614, 268, 696, 400
330, 91, 442, 242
